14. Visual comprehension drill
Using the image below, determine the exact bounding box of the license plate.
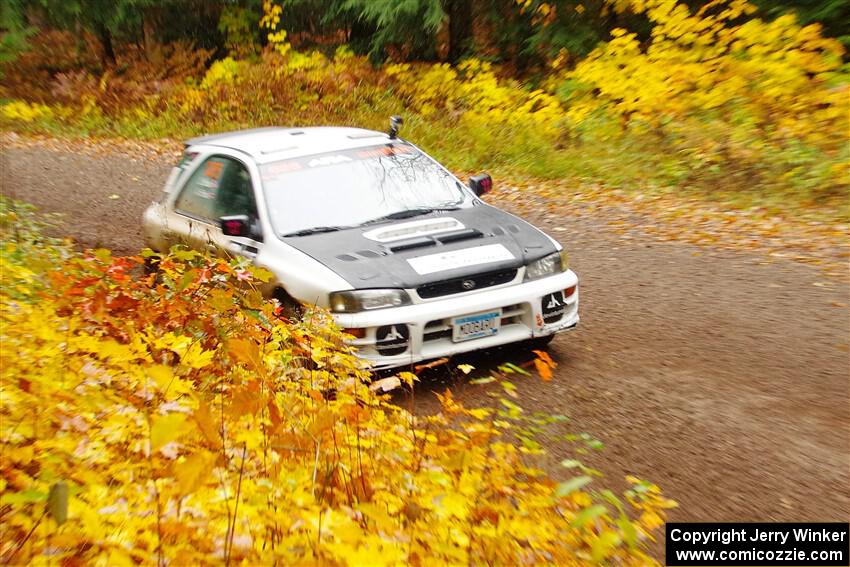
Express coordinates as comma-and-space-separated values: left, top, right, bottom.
452, 310, 501, 342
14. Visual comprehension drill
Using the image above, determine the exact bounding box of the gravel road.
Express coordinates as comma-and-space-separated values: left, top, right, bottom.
3, 140, 848, 535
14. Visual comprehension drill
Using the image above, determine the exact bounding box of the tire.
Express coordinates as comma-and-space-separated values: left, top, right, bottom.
273, 288, 304, 320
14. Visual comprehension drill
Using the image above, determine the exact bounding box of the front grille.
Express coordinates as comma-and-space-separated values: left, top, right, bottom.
417, 268, 517, 299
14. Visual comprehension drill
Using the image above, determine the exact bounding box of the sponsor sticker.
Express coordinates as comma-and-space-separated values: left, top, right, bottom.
407, 244, 514, 275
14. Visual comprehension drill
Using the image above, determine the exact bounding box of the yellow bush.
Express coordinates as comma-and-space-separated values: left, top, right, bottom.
0, 100, 53, 123
0, 200, 673, 565
200, 56, 241, 90
388, 58, 565, 136
567, 0, 848, 142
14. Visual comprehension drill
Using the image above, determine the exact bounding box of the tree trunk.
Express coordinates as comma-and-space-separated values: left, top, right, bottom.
95, 21, 116, 68
446, 0, 473, 64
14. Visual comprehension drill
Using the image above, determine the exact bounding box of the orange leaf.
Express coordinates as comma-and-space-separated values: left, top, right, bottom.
532, 349, 554, 367
534, 358, 553, 382
227, 338, 261, 369
193, 402, 221, 446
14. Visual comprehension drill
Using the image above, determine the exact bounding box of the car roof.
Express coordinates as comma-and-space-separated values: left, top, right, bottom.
185, 126, 395, 164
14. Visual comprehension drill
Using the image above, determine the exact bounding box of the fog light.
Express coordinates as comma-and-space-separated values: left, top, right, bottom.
541, 291, 566, 324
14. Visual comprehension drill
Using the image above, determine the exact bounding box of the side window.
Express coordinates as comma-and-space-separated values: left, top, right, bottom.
174, 156, 258, 222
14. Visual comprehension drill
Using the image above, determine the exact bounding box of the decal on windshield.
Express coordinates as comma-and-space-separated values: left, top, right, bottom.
260, 143, 417, 183
407, 244, 515, 275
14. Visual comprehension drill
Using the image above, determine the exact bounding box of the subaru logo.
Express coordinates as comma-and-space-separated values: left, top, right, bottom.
461, 279, 476, 290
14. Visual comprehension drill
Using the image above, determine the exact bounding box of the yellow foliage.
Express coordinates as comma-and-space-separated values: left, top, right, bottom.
200, 56, 241, 89
388, 58, 564, 136
567, 0, 848, 144
0, 199, 671, 565
261, 0, 291, 57
0, 100, 53, 122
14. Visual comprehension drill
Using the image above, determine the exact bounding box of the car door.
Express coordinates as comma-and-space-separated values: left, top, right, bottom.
168, 154, 263, 259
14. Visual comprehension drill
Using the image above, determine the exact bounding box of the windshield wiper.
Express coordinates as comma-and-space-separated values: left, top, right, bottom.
281, 226, 349, 237
361, 206, 460, 226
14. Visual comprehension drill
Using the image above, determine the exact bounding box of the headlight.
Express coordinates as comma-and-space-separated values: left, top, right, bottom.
328, 289, 411, 313
524, 250, 569, 281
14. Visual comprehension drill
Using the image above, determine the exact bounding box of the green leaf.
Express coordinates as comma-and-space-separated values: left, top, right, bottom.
499, 362, 530, 376
173, 248, 201, 261
47, 481, 68, 526
618, 516, 638, 548
571, 504, 607, 528
1, 489, 47, 505
555, 475, 592, 497
177, 268, 197, 292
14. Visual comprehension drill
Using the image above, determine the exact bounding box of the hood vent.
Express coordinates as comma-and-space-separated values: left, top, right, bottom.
387, 236, 437, 253
363, 217, 464, 243
435, 228, 483, 244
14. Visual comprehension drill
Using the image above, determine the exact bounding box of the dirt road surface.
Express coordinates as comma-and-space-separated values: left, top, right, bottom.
3, 140, 849, 542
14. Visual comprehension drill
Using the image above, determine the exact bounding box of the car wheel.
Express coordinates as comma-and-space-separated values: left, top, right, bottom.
273, 288, 304, 320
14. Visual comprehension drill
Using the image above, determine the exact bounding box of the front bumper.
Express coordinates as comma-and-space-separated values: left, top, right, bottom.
334, 269, 579, 370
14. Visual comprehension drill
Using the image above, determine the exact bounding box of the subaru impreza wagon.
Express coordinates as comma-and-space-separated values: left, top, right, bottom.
142, 121, 579, 369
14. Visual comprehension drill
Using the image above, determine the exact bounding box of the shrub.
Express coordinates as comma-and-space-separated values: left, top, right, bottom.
0, 100, 53, 122
563, 0, 850, 200
0, 199, 672, 565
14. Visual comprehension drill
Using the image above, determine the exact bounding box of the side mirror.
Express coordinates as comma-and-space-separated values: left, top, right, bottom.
220, 215, 251, 237
469, 174, 493, 197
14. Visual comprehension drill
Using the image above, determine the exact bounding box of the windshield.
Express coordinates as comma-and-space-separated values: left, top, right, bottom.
260, 144, 468, 237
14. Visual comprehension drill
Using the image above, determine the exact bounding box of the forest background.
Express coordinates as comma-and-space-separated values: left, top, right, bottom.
2, 0, 848, 219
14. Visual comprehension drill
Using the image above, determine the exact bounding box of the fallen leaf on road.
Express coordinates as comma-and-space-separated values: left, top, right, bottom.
369, 376, 401, 392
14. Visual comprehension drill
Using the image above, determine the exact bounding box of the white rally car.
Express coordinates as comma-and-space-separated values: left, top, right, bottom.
142, 122, 579, 369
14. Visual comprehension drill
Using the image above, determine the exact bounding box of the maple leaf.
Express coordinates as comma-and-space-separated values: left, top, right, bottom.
150, 413, 188, 452
174, 450, 216, 496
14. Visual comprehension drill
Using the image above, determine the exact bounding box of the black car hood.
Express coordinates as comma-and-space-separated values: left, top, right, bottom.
281, 204, 559, 289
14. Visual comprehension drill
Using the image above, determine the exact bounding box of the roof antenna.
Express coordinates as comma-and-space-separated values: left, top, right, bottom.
389, 115, 403, 139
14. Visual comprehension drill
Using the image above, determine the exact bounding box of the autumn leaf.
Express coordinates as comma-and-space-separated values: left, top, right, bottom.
150, 413, 188, 452
534, 358, 553, 381
174, 450, 216, 496
182, 341, 216, 369
227, 338, 261, 369
369, 376, 401, 392
193, 402, 221, 445
556, 475, 593, 497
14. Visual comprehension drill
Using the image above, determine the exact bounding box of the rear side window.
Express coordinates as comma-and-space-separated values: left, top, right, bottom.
174, 156, 258, 222
162, 151, 199, 198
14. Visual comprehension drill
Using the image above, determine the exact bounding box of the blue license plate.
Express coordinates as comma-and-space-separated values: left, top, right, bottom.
452, 310, 502, 342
